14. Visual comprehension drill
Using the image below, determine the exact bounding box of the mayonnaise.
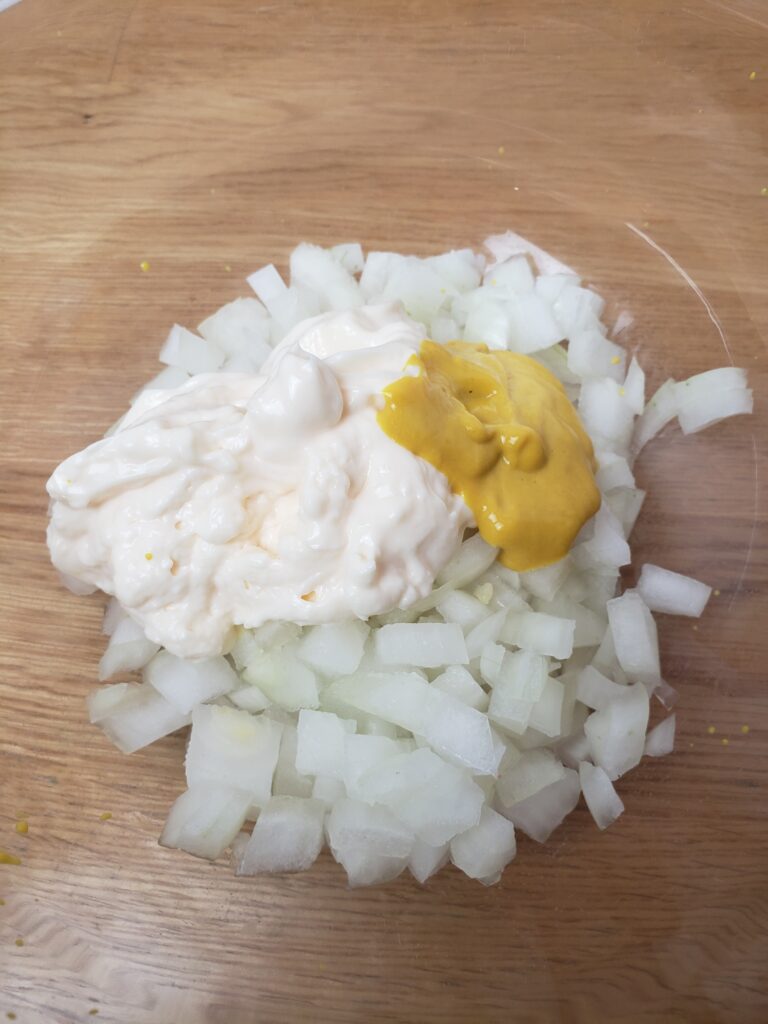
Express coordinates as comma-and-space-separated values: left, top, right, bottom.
47, 306, 472, 659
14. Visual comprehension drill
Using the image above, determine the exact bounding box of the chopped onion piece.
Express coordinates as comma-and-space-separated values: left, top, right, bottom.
297, 621, 369, 677
644, 714, 676, 757
575, 666, 627, 710
159, 323, 224, 374
329, 242, 364, 274
607, 591, 661, 685
98, 616, 160, 681
431, 666, 488, 712
235, 797, 325, 874
290, 241, 363, 311
632, 378, 678, 455
409, 839, 450, 884
185, 706, 283, 810
246, 263, 288, 312
497, 748, 566, 807
92, 684, 191, 754
567, 329, 626, 381
623, 357, 645, 414
501, 611, 575, 659
296, 709, 354, 780
488, 651, 549, 735
327, 799, 414, 859
677, 387, 753, 434
579, 762, 624, 830
498, 768, 580, 842
584, 683, 649, 780
144, 651, 238, 713
637, 564, 712, 617
161, 784, 251, 860
374, 622, 468, 668
449, 807, 516, 883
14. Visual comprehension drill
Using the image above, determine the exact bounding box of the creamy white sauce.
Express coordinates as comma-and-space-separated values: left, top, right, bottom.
47, 305, 472, 658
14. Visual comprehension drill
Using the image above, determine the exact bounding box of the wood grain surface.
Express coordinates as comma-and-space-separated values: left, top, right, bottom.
1, 1, 766, 1022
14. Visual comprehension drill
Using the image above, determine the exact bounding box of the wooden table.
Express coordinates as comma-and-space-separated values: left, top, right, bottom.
1, 2, 766, 1021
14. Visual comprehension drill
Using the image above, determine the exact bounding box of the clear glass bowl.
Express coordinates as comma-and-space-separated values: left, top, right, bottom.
1, 2, 765, 1022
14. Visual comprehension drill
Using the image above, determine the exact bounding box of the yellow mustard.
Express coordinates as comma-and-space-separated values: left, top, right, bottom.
378, 340, 600, 571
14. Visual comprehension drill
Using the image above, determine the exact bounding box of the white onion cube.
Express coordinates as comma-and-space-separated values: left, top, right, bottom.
93, 684, 191, 754
160, 784, 251, 860
98, 616, 160, 681
431, 665, 488, 711
450, 807, 517, 883
144, 650, 238, 714
579, 761, 624, 829
297, 620, 369, 677
408, 840, 450, 884
374, 622, 468, 668
185, 706, 283, 808
159, 323, 224, 375
498, 768, 580, 842
488, 650, 549, 735
295, 709, 351, 780
584, 683, 649, 780
637, 564, 712, 617
235, 797, 325, 874
502, 611, 575, 659
644, 714, 676, 757
607, 591, 661, 685
327, 798, 414, 859
496, 748, 566, 807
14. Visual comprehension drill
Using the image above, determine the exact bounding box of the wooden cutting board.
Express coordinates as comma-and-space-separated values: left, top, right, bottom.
1, 2, 766, 1021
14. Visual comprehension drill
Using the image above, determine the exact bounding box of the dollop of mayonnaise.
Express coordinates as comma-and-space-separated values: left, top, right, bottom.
47, 305, 472, 658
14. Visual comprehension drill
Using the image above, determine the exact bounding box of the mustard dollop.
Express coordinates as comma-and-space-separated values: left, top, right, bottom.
378, 340, 600, 571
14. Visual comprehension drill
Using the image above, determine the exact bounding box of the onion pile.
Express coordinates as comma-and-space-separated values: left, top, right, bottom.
80, 234, 752, 886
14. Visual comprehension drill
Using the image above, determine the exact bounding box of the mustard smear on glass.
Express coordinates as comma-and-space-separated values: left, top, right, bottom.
378, 340, 600, 571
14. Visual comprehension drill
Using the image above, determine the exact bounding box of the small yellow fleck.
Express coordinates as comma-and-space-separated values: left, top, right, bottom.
89, 1011, 99, 1017
721, 737, 729, 746
610, 356, 621, 365
618, 387, 626, 396
243, 579, 251, 590
749, 70, 757, 80
224, 264, 232, 272
99, 812, 112, 822
497, 145, 505, 156
741, 724, 750, 734
139, 260, 150, 272
301, 591, 316, 602
14, 821, 28, 835
714, 589, 721, 596
761, 187, 768, 196
0, 852, 21, 866
144, 552, 153, 561
14, 938, 24, 947
707, 725, 716, 735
